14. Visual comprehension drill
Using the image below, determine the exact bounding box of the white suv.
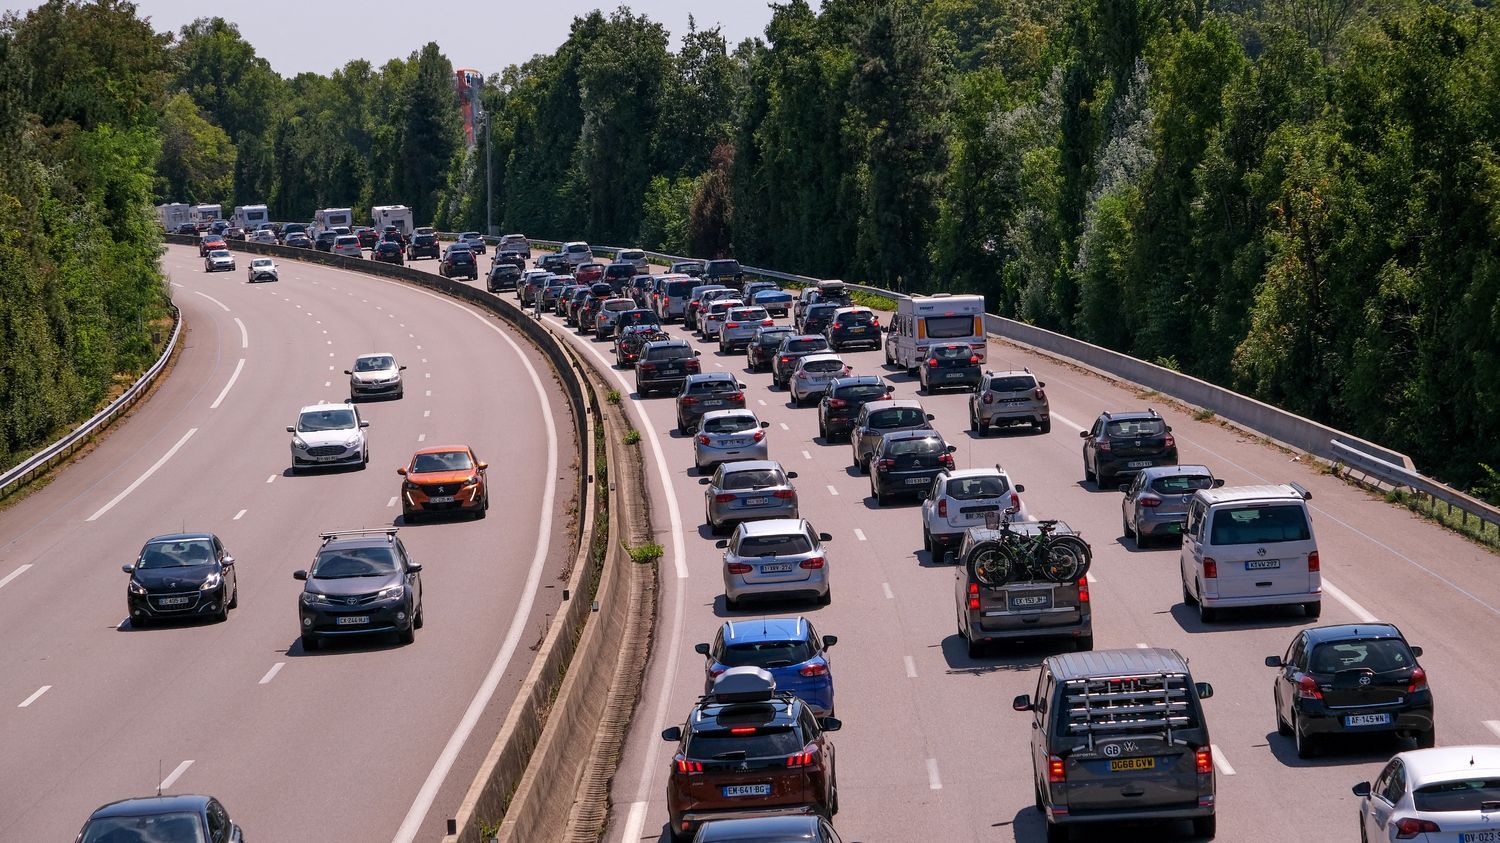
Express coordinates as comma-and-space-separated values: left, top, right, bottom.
561, 241, 592, 268
1180, 482, 1319, 623
345, 352, 404, 400
920, 466, 1029, 558
287, 402, 369, 472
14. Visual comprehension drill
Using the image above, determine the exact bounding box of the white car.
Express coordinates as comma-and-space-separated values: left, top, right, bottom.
345, 352, 404, 400
699, 298, 744, 341
332, 235, 363, 258
616, 247, 648, 273
787, 353, 851, 407
247, 257, 279, 282
1355, 746, 1500, 841
204, 249, 235, 272
249, 229, 277, 245
919, 466, 1030, 558
287, 402, 369, 472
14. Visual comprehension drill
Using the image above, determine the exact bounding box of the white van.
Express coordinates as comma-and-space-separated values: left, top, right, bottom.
883, 293, 986, 372
1179, 483, 1319, 623
313, 207, 353, 236
233, 204, 269, 232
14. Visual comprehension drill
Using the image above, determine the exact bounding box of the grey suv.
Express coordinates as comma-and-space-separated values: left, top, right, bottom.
1012, 648, 1217, 841
849, 400, 933, 474
970, 369, 1050, 435
955, 522, 1090, 656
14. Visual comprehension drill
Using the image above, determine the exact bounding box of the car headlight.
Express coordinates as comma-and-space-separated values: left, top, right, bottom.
376, 584, 405, 602
343, 436, 361, 448
200, 573, 222, 590
301, 591, 331, 605
292, 438, 309, 450
128, 579, 148, 595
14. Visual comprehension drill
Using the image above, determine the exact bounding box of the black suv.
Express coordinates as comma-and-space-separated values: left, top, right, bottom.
636, 339, 702, 396
439, 245, 478, 280
1266, 623, 1433, 758
703, 258, 743, 288
796, 303, 838, 337
918, 342, 982, 393
771, 335, 832, 389
372, 240, 404, 265
407, 232, 440, 260
123, 532, 239, 626
538, 252, 570, 273
1013, 648, 1217, 841
487, 262, 522, 293
825, 307, 880, 351
1080, 409, 1177, 487
494, 249, 526, 269
293, 528, 423, 651
603, 261, 637, 292
746, 326, 795, 373
314, 230, 339, 252
868, 430, 955, 505
817, 376, 894, 442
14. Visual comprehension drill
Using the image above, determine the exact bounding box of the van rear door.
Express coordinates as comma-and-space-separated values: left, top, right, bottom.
1206, 504, 1315, 600
1056, 675, 1204, 813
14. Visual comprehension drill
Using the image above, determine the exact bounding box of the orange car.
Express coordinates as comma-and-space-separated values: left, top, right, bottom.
199, 235, 227, 256
397, 445, 489, 522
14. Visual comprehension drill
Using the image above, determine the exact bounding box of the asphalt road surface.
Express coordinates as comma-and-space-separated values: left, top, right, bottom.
0, 245, 576, 842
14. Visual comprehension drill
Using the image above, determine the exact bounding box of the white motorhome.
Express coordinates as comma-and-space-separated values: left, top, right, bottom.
156, 203, 192, 231
371, 205, 414, 236
313, 207, 353, 235
233, 204, 269, 232
192, 204, 222, 226
883, 293, 987, 372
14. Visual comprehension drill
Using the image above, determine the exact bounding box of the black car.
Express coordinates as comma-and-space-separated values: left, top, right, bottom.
354, 226, 379, 249
796, 302, 839, 336
372, 240, 404, 265
407, 232, 441, 260
284, 232, 312, 249
869, 430, 955, 505
818, 376, 894, 442
703, 258, 743, 288
746, 326, 796, 373
381, 225, 407, 245
826, 307, 881, 352
487, 262, 523, 293
538, 252, 571, 273
692, 816, 846, 843
1266, 623, 1434, 758
636, 339, 702, 396
493, 249, 526, 269
174, 223, 197, 235
281, 222, 308, 240
771, 335, 832, 389
293, 528, 423, 650
564, 286, 593, 325
616, 326, 669, 368
75, 794, 242, 843
314, 230, 339, 252
439, 245, 478, 280
1080, 408, 1178, 487
670, 260, 706, 278
603, 261, 637, 292
613, 308, 661, 338
123, 532, 239, 626
918, 342, 982, 393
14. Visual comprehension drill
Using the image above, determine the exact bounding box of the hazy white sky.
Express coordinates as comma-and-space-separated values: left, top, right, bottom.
3, 1, 817, 77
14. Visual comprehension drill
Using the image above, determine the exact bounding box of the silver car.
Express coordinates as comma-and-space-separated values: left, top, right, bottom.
594, 297, 638, 339
204, 249, 236, 272
694, 409, 769, 471
719, 518, 832, 609
970, 369, 1051, 435
346, 352, 405, 399
699, 298, 744, 341
247, 257, 278, 282
1120, 464, 1223, 547
701, 459, 799, 534
717, 306, 773, 354
788, 353, 851, 407
332, 235, 363, 258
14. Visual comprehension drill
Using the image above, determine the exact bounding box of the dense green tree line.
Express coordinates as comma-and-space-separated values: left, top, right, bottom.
438, 0, 1500, 499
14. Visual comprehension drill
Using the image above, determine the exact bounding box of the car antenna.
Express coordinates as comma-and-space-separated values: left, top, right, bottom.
157, 759, 162, 796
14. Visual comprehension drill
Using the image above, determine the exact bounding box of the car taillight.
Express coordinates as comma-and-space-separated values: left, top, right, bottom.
697, 435, 711, 446
877, 459, 895, 472
1203, 558, 1217, 579
762, 319, 774, 326
967, 582, 980, 610
639, 363, 656, 372
685, 360, 700, 371
676, 758, 703, 773
729, 391, 744, 402
1407, 666, 1428, 694
1307, 550, 1320, 572
753, 430, 765, 442
773, 489, 796, 499
1295, 674, 1323, 701
828, 398, 846, 409
1393, 818, 1440, 839
1034, 387, 1046, 400
969, 355, 979, 364
714, 494, 735, 503
726, 322, 739, 329
786, 748, 815, 768
730, 727, 757, 735
1165, 433, 1176, 448
940, 454, 955, 469
781, 356, 793, 363
938, 499, 948, 518
1138, 494, 1162, 508
982, 392, 993, 404
1047, 755, 1066, 783
799, 556, 825, 569
1195, 747, 1213, 775
799, 663, 827, 677
681, 396, 699, 405
871, 317, 880, 326
726, 563, 752, 574
928, 358, 939, 367
1077, 576, 1089, 603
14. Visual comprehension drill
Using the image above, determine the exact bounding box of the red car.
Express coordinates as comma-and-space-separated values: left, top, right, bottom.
574, 262, 605, 284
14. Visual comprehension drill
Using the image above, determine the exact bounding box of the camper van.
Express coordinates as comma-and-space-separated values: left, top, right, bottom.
156, 203, 192, 232
371, 205, 414, 237
233, 204, 269, 233
884, 293, 987, 372
192, 204, 223, 228
313, 207, 354, 236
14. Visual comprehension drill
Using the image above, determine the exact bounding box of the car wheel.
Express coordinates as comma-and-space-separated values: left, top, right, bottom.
1084, 460, 1096, 484
724, 593, 740, 612
398, 622, 415, 645
362, 448, 370, 467
1045, 820, 1070, 843
301, 634, 319, 652
228, 583, 239, 609
922, 525, 932, 553
817, 587, 831, 606
474, 500, 487, 519
873, 482, 888, 506
1294, 714, 1318, 758
969, 412, 978, 433
1122, 515, 1136, 540
1097, 469, 1113, 489
1198, 596, 1218, 623
966, 635, 986, 660
1276, 692, 1292, 736
1182, 578, 1197, 606
1191, 815, 1216, 839
215, 600, 229, 623
1034, 776, 1045, 812
1303, 601, 1322, 619
1075, 634, 1093, 652
413, 601, 425, 629
818, 416, 828, 441
1417, 727, 1436, 749
1039, 419, 1052, 434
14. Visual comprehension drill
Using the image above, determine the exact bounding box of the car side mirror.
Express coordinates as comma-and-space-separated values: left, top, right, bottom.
738, 383, 747, 389
1352, 782, 1372, 797
359, 420, 370, 428
477, 461, 488, 470
407, 563, 422, 573
1014, 484, 1025, 493
818, 532, 833, 542
1195, 682, 1214, 699
886, 385, 895, 392
343, 369, 352, 375
695, 350, 702, 357
286, 426, 295, 433
698, 477, 711, 485
1264, 656, 1283, 668
293, 570, 308, 581
786, 471, 798, 479
819, 717, 842, 732
1012, 694, 1032, 712
1079, 430, 1090, 438
222, 556, 234, 566
1166, 425, 1173, 432
694, 643, 710, 656
399, 365, 408, 371
122, 564, 135, 574
1119, 483, 1130, 493
1212, 478, 1225, 488
397, 467, 407, 476
761, 421, 770, 428
822, 634, 838, 648
1038, 381, 1046, 388
926, 414, 936, 421
715, 540, 729, 549
661, 726, 682, 742
1411, 646, 1423, 657
946, 445, 957, 453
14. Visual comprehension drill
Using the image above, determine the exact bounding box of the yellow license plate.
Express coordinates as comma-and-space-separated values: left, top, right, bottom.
1109, 757, 1156, 772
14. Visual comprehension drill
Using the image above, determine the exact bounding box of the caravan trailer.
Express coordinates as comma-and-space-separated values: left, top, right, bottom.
313, 207, 354, 236
233, 204, 269, 233
883, 293, 987, 372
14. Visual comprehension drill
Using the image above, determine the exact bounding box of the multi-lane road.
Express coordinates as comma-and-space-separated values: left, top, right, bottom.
0, 245, 575, 841
404, 251, 1500, 842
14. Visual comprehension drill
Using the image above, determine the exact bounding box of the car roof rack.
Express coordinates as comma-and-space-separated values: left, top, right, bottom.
705, 666, 779, 704
1288, 482, 1313, 501
319, 527, 398, 542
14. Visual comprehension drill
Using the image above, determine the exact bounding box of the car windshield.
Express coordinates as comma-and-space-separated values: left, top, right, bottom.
785, 338, 828, 353
835, 384, 888, 401
411, 451, 473, 473
1208, 504, 1311, 544
719, 639, 814, 668
923, 315, 977, 338
79, 812, 207, 843
887, 437, 945, 456
868, 408, 926, 429
686, 727, 802, 761
1105, 418, 1166, 437
1414, 778, 1500, 813
297, 408, 357, 431
1150, 474, 1214, 494
932, 344, 973, 359
138, 538, 216, 569
708, 302, 738, 314
647, 345, 693, 361
207, 250, 231, 258
252, 259, 272, 267
312, 545, 398, 578
721, 470, 785, 491
354, 356, 394, 372
703, 415, 758, 434
736, 533, 813, 556
948, 476, 1010, 499
988, 376, 1036, 392
1307, 639, 1414, 674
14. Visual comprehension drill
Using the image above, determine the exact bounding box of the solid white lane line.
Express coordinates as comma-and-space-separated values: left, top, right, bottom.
1050, 412, 1086, 433
257, 663, 284, 685
158, 760, 193, 791
266, 475, 276, 484
927, 758, 943, 790
233, 509, 246, 521
854, 529, 867, 541
233, 317, 248, 348
1484, 721, 1500, 740
623, 803, 650, 843
1322, 579, 1379, 623
1211, 745, 1236, 776
208, 358, 245, 409
0, 564, 33, 591
17, 685, 50, 708
192, 290, 230, 312
387, 496, 398, 508
882, 582, 895, 599
779, 422, 790, 431
424, 390, 431, 397
904, 656, 917, 679
826, 485, 839, 496
86, 428, 198, 521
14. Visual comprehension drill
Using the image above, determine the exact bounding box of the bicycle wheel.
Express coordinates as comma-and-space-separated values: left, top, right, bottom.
1040, 535, 1092, 583
966, 542, 1016, 587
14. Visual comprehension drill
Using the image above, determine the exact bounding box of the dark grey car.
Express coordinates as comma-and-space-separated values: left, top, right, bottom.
771, 335, 832, 389
293, 528, 424, 650
701, 459, 799, 534
849, 399, 934, 473
1121, 465, 1224, 547
955, 522, 1091, 656
677, 373, 746, 434
868, 430, 955, 505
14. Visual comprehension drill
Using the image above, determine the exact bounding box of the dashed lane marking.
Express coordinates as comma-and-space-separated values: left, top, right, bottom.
1211, 745, 1236, 776
854, 529, 867, 541
17, 685, 51, 708
926, 759, 943, 790
233, 509, 246, 521
826, 485, 839, 496
904, 656, 917, 678
258, 663, 284, 685
882, 582, 894, 599
233, 317, 248, 348
0, 564, 33, 591
209, 359, 245, 409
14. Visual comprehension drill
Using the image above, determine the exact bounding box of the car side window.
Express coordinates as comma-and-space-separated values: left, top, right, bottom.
206, 800, 229, 843
799, 705, 820, 738
1379, 761, 1406, 803
928, 477, 944, 502
213, 537, 225, 557
1090, 417, 1103, 437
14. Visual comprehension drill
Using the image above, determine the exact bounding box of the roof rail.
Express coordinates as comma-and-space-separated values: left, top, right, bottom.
319, 527, 398, 542
1288, 482, 1313, 501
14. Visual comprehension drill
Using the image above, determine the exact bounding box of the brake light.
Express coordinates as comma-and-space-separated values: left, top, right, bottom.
676, 758, 703, 773
729, 391, 744, 402
681, 396, 699, 405
639, 363, 656, 372
940, 454, 955, 470
685, 360, 700, 372
1307, 550, 1320, 572
726, 322, 739, 329
877, 459, 895, 472
773, 489, 796, 499
1077, 576, 1089, 603
753, 430, 765, 442
714, 494, 735, 504
730, 727, 757, 735
1295, 674, 1323, 701
1165, 433, 1176, 448
762, 319, 774, 326
1195, 747, 1213, 775
1203, 558, 1217, 579
938, 499, 948, 518
786, 749, 815, 768
697, 435, 711, 446
969, 355, 979, 364
871, 317, 879, 326
1393, 818, 1440, 838
1138, 494, 1162, 508
1407, 666, 1428, 694
828, 398, 847, 409
1047, 756, 1066, 783
928, 358, 939, 367
727, 563, 752, 574
781, 356, 793, 363
1034, 387, 1046, 400
968, 582, 980, 610
799, 663, 828, 677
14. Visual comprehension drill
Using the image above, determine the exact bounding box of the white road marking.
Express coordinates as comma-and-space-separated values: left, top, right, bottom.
326, 340, 332, 345
1136, 643, 1150, 649
415, 345, 422, 350
0, 564, 33, 591
1211, 745, 1236, 776
424, 390, 431, 397
1322, 579, 1379, 623
882, 582, 895, 599
854, 529, 867, 541
1086, 572, 1099, 583
927, 758, 943, 790
1484, 721, 1500, 740
408, 333, 414, 338
421, 358, 428, 363
233, 509, 246, 521
266, 475, 276, 484
233, 317, 248, 348
1050, 412, 1086, 433
801, 450, 812, 460
826, 485, 839, 496
417, 434, 426, 442
208, 358, 245, 409
757, 399, 767, 406
904, 656, 917, 678
328, 365, 334, 371
623, 803, 651, 843
779, 422, 790, 431
258, 663, 284, 685
714, 362, 723, 368
324, 381, 330, 387
169, 281, 183, 288
86, 428, 198, 521
399, 323, 405, 327
158, 760, 193, 791
425, 372, 431, 378
387, 496, 398, 508
423, 410, 430, 418
328, 352, 334, 357
192, 290, 230, 312
322, 330, 328, 334
17, 685, 51, 708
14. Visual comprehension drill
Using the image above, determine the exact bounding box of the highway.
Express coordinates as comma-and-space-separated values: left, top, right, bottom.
0, 245, 575, 842
404, 251, 1500, 841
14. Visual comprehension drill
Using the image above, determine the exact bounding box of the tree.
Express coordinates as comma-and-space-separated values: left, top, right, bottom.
156, 92, 235, 202
393, 43, 462, 225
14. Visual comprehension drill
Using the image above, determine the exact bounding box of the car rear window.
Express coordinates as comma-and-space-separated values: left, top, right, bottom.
836, 310, 875, 325
802, 359, 845, 374
932, 344, 974, 359
923, 315, 978, 338
1208, 504, 1311, 544
1150, 474, 1214, 495
807, 304, 837, 317
835, 383, 888, 401
703, 415, 758, 434
335, 236, 358, 246
664, 280, 696, 296
1307, 639, 1414, 674
604, 300, 635, 311
688, 379, 738, 395
757, 330, 794, 345
737, 533, 813, 556
1413, 779, 1500, 813
868, 408, 926, 429
1105, 418, 1166, 437
707, 260, 741, 274
947, 475, 1010, 499
647, 345, 693, 361
988, 376, 1035, 393
719, 639, 814, 668
686, 726, 802, 761
729, 308, 766, 321
721, 469, 785, 491
887, 437, 944, 456
566, 244, 590, 254
785, 338, 828, 353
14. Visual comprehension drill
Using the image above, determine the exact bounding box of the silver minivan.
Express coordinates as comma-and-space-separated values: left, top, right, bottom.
1180, 483, 1320, 623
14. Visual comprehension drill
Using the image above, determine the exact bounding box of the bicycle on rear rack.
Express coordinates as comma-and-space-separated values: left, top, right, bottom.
966, 513, 1092, 586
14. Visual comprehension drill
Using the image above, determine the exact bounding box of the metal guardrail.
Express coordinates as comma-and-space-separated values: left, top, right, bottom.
0, 305, 183, 500
1331, 441, 1500, 537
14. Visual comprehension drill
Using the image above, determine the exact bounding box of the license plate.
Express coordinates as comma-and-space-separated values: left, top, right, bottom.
847, 327, 865, 333
703, 400, 724, 407
1109, 757, 1156, 772
745, 497, 770, 506
1127, 460, 1153, 468
761, 563, 793, 573
1003, 398, 1027, 404
945, 372, 968, 379
1245, 559, 1280, 570
1344, 713, 1393, 727
722, 784, 772, 797
905, 477, 930, 485
1009, 592, 1052, 611
315, 454, 342, 462
1461, 832, 1500, 843
429, 495, 455, 504
336, 616, 370, 626
159, 596, 191, 606
1166, 522, 1183, 533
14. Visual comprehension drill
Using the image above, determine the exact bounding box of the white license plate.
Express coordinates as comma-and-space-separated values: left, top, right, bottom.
1461, 832, 1500, 843
905, 477, 931, 485
429, 495, 455, 504
315, 454, 343, 462
1245, 559, 1281, 570
945, 372, 968, 378
1127, 460, 1153, 468
703, 400, 724, 407
761, 563, 793, 573
745, 497, 770, 506
336, 615, 371, 626
722, 784, 771, 797
159, 596, 191, 606
1344, 713, 1393, 727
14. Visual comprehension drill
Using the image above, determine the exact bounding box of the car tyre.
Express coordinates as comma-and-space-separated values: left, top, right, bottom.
1045, 820, 1069, 843
227, 583, 239, 609
1084, 461, 1096, 484
724, 593, 740, 612
1294, 714, 1318, 758
1122, 515, 1136, 541
413, 601, 425, 629
301, 634, 319, 652
1276, 694, 1293, 736
1417, 727, 1436, 749
1198, 597, 1218, 624
1039, 419, 1052, 434
817, 588, 831, 606
1191, 815, 1216, 839
966, 635, 985, 660
922, 525, 932, 553
1075, 634, 1094, 652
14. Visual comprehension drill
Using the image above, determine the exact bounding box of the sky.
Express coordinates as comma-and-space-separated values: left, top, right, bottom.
2, 1, 816, 77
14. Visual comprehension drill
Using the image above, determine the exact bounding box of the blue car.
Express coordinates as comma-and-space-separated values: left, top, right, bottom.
694, 617, 837, 715
752, 288, 794, 318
